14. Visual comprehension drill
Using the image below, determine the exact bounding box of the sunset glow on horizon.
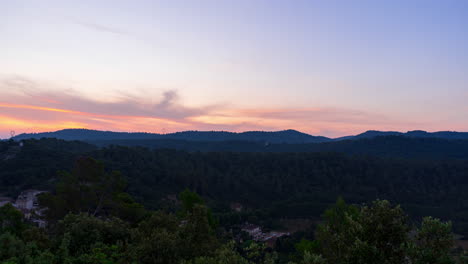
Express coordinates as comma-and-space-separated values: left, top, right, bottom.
1, 0, 468, 139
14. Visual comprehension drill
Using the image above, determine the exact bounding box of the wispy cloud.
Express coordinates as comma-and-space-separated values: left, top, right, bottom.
0, 76, 212, 121
232, 108, 390, 125
70, 19, 131, 36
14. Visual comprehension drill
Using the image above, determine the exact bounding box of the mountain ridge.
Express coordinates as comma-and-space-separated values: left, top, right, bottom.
12, 128, 331, 144
11, 128, 468, 143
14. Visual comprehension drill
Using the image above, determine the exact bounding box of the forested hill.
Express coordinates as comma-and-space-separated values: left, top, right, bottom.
9, 130, 468, 159
2, 138, 468, 237
84, 136, 468, 159
12, 128, 331, 143
12, 128, 468, 143
348, 130, 468, 140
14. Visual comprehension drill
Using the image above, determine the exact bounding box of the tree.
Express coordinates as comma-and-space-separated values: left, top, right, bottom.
21, 226, 50, 250
75, 243, 124, 264
111, 192, 147, 224
0, 204, 26, 236
289, 251, 326, 264
412, 217, 454, 264
54, 213, 130, 258
313, 199, 456, 264
0, 232, 24, 262
39, 157, 130, 223
178, 189, 218, 229
356, 200, 409, 264
178, 188, 204, 216
315, 197, 360, 264
130, 211, 180, 264
295, 239, 319, 256
180, 242, 249, 264
179, 204, 219, 260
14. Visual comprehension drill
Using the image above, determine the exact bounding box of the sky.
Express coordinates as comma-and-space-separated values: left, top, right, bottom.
1, 0, 468, 138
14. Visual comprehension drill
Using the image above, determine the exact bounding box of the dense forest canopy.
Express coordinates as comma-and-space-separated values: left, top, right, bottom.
88, 136, 468, 159
0, 158, 462, 263
1, 138, 468, 237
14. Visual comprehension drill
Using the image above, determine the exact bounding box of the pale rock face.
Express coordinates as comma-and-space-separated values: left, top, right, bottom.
15, 190, 44, 210
0, 190, 47, 227
14, 190, 47, 225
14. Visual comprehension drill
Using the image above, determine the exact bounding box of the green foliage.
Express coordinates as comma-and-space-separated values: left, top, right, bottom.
21, 226, 50, 250
112, 192, 147, 224
357, 200, 410, 264
181, 242, 249, 264
315, 197, 361, 264
312, 198, 456, 264
75, 243, 124, 264
39, 157, 141, 224
0, 195, 459, 264
0, 155, 461, 264
3, 139, 468, 236
55, 232, 71, 264
129, 204, 220, 264
287, 251, 326, 264
0, 232, 24, 261
179, 204, 219, 259
0, 231, 54, 264
178, 189, 218, 230
130, 211, 180, 264
0, 138, 96, 196
243, 241, 266, 262
294, 239, 319, 255
411, 217, 454, 264
54, 213, 130, 257
1, 260, 18, 264
0, 204, 26, 236
179, 189, 204, 214
301, 251, 326, 264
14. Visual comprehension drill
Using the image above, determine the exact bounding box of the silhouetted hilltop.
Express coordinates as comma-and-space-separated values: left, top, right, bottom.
13, 128, 468, 143
13, 128, 331, 143
348, 130, 468, 140
13, 129, 163, 141
352, 130, 402, 139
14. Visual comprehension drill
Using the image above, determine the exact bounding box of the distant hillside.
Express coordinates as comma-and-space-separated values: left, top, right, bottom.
348, 130, 468, 140
89, 136, 468, 159
13, 128, 468, 143
13, 128, 331, 144
3, 137, 468, 237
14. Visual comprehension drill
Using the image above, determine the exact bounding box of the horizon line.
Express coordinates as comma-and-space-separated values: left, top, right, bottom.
4, 127, 468, 140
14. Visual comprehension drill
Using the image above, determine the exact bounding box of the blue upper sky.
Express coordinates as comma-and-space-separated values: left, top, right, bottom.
1, 0, 467, 138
